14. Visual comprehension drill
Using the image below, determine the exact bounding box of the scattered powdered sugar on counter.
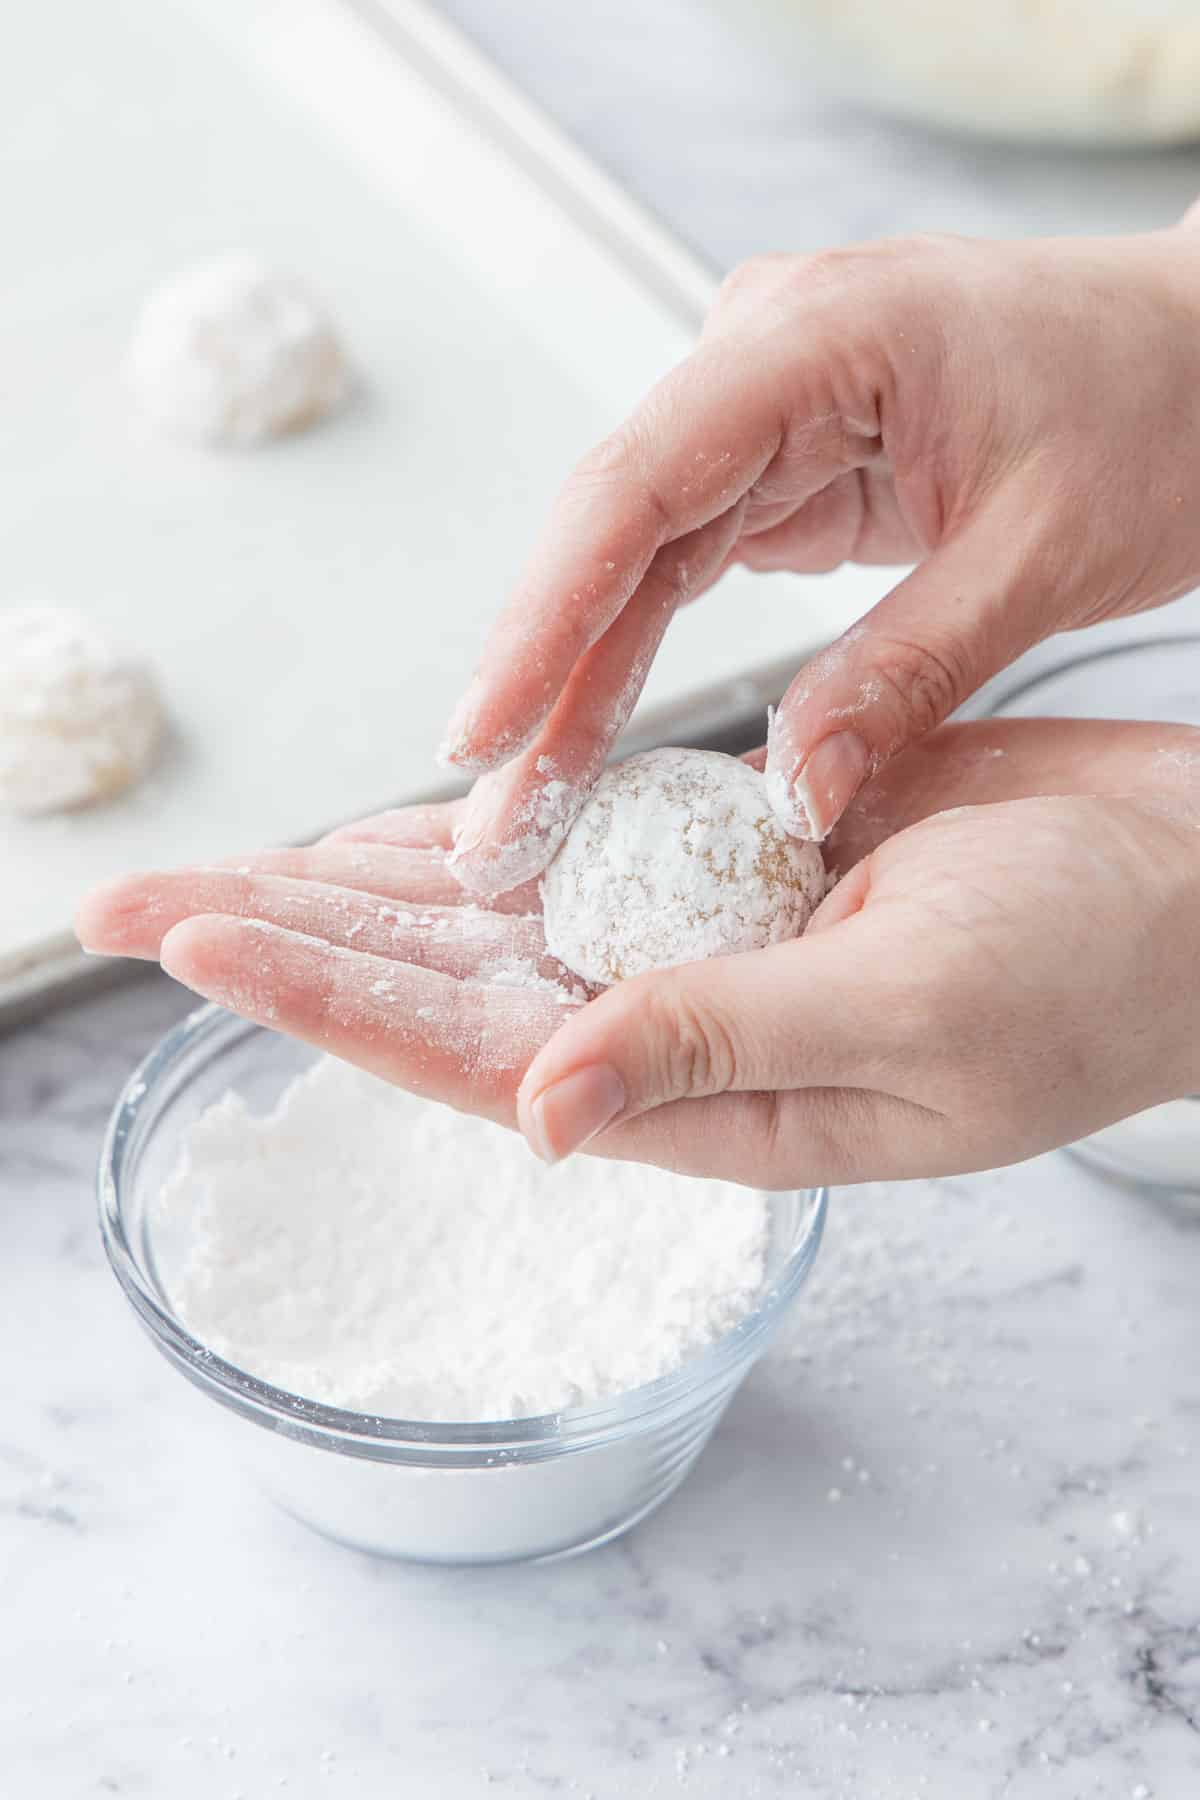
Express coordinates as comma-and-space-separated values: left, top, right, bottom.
161, 1054, 768, 1420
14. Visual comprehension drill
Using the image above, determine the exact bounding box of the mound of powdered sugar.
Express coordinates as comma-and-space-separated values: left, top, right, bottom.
161, 1054, 769, 1421
541, 747, 827, 986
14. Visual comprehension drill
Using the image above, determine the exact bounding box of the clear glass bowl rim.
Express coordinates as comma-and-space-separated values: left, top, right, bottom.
975, 630, 1200, 719
98, 1004, 828, 1460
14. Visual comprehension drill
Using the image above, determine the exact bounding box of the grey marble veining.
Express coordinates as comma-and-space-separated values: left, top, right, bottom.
5, 5, 1200, 1796
4, 973, 1199, 1798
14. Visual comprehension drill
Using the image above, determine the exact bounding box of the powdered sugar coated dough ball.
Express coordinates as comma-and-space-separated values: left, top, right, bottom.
127, 253, 347, 445
542, 748, 826, 985
0, 609, 166, 815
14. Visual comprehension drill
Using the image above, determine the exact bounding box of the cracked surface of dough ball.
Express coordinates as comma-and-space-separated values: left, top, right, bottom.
127, 252, 347, 445
542, 748, 826, 986
0, 609, 166, 815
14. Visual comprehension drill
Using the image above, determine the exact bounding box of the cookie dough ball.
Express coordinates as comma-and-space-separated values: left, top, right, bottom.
542, 748, 826, 985
127, 253, 347, 445
0, 609, 166, 815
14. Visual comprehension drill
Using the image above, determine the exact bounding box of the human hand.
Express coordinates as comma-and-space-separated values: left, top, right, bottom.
76, 720, 1200, 1186
439, 214, 1200, 896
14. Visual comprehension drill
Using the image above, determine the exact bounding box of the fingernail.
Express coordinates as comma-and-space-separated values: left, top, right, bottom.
438, 675, 485, 768
446, 787, 487, 865
527, 1065, 626, 1164
444, 777, 512, 897
780, 731, 871, 841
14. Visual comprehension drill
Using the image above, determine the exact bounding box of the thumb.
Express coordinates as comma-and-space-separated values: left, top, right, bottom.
765, 494, 1044, 841
515, 928, 903, 1164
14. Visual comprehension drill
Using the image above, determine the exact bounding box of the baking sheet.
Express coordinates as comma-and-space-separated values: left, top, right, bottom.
0, 0, 890, 1019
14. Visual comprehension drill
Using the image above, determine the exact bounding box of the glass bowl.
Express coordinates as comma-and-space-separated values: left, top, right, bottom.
983, 632, 1200, 1194
98, 1006, 828, 1565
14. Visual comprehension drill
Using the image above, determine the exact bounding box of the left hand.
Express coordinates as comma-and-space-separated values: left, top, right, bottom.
438, 221, 1200, 894
76, 719, 1200, 1187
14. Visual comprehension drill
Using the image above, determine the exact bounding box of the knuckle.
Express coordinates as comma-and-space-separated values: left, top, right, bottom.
716, 252, 792, 306
717, 246, 890, 336
870, 633, 971, 741
761, 1088, 866, 1189
796, 244, 874, 287
642, 976, 740, 1099
885, 229, 963, 263
572, 423, 641, 487
719, 235, 962, 328
569, 422, 673, 537
784, 240, 910, 301
788, 235, 964, 333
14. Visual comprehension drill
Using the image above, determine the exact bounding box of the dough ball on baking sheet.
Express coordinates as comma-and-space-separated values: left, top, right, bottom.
0, 608, 166, 815
127, 252, 347, 445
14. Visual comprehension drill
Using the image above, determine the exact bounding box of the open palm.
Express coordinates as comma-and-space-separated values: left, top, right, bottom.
77, 717, 1200, 1185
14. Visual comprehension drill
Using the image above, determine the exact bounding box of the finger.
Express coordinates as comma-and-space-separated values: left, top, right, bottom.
736, 474, 866, 574
156, 914, 942, 1185
824, 716, 1200, 873
158, 917, 582, 1122
321, 799, 466, 851
514, 923, 926, 1164
735, 464, 920, 572
573, 1083, 955, 1188
77, 844, 542, 960
211, 843, 542, 915
440, 321, 883, 774
697, 252, 793, 342
763, 487, 1053, 841
77, 869, 569, 983
447, 510, 742, 897
748, 718, 1172, 877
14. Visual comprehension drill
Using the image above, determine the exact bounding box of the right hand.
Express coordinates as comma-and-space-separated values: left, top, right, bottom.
441, 213, 1200, 896
76, 719, 1200, 1187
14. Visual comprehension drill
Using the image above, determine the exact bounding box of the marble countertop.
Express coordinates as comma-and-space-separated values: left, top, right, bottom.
6, 977, 1200, 1798
5, 4, 1200, 1796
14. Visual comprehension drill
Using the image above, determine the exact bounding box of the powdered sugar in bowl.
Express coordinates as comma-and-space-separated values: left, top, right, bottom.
98, 1008, 827, 1565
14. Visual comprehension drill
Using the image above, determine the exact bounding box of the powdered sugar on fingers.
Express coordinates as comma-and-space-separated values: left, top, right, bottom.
159, 917, 584, 1109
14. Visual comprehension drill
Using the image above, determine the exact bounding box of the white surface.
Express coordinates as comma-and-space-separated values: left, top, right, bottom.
0, 0, 884, 982
4, 978, 1200, 1797
5, 6, 1200, 1794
